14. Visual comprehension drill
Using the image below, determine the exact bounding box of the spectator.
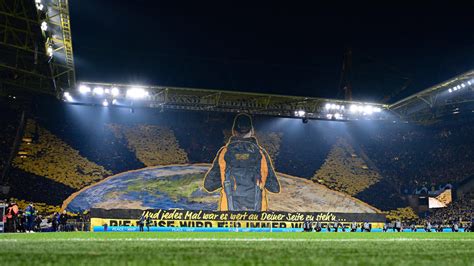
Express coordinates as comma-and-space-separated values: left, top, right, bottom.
351, 222, 358, 232
425, 221, 432, 232
24, 203, 36, 233
59, 210, 68, 232
5, 201, 19, 233
138, 215, 145, 232
145, 216, 152, 232
51, 212, 59, 232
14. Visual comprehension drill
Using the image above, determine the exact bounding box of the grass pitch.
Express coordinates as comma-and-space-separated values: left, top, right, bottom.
0, 232, 473, 265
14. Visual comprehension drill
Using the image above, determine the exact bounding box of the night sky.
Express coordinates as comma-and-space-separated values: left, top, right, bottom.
69, 1, 474, 102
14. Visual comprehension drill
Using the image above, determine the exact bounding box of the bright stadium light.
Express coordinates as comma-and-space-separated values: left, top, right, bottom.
126, 87, 149, 99
104, 88, 110, 94
461, 83, 466, 88
112, 99, 118, 105
468, 81, 472, 85
373, 107, 382, 113
325, 103, 331, 109
63, 92, 73, 102
334, 113, 342, 120
79, 85, 91, 94
295, 110, 306, 117
41, 21, 48, 31
47, 46, 53, 57
364, 106, 374, 115
35, 0, 44, 10
102, 99, 109, 107
350, 105, 358, 113
111, 87, 120, 96
93, 87, 104, 95
448, 88, 453, 93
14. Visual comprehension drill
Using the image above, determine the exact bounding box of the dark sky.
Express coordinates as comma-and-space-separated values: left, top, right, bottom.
69, 1, 474, 102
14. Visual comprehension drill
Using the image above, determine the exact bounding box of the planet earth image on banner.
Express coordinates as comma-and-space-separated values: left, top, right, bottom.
65, 165, 219, 212
64, 164, 380, 213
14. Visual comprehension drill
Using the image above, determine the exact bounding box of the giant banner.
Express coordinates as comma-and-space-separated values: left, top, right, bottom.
91, 208, 386, 232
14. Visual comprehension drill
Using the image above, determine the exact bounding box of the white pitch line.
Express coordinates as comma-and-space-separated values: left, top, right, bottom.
0, 238, 473, 242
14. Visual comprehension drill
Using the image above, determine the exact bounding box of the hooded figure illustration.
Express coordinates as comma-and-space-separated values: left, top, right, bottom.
204, 114, 280, 211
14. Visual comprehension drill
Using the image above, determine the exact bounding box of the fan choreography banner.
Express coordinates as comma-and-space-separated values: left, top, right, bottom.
90, 208, 386, 232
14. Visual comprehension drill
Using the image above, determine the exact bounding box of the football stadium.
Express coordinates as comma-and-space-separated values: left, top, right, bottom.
0, 1, 473, 265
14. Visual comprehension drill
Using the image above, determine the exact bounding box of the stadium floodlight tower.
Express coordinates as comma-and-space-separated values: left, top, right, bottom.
0, 0, 76, 97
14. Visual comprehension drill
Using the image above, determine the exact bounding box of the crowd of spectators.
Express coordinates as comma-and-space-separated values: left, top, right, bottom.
424, 198, 473, 224
2, 100, 474, 217
354, 122, 474, 192
313, 138, 382, 196
0, 103, 21, 176
3, 200, 72, 233
107, 124, 188, 166
12, 119, 112, 189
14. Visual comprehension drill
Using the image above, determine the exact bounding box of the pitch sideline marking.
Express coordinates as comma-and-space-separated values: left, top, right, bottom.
0, 238, 473, 243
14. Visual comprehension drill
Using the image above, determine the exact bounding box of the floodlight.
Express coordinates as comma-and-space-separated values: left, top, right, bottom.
334, 113, 342, 120
461, 83, 466, 88
350, 105, 358, 113
373, 107, 382, 113
468, 81, 472, 85
47, 46, 53, 57
93, 87, 104, 95
364, 106, 374, 115
111, 87, 120, 96
448, 88, 452, 93
295, 110, 306, 117
41, 21, 48, 31
112, 99, 118, 105
457, 85, 461, 90
35, 0, 43, 10
79, 85, 91, 94
63, 92, 73, 102
325, 103, 331, 109
104, 88, 110, 94
126, 87, 148, 99
102, 99, 109, 107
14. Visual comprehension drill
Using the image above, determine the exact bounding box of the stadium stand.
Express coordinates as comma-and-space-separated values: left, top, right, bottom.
12, 119, 112, 189
107, 124, 188, 166
0, 101, 21, 176
1, 99, 473, 218
426, 198, 473, 223
313, 138, 382, 195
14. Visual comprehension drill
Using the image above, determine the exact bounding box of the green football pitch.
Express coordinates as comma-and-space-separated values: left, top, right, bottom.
0, 232, 473, 265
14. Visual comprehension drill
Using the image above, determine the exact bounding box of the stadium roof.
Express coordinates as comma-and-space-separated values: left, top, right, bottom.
69, 81, 390, 122
389, 69, 474, 122
2, 1, 473, 123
